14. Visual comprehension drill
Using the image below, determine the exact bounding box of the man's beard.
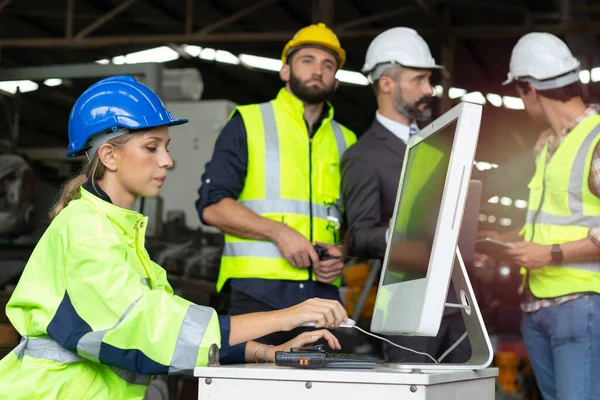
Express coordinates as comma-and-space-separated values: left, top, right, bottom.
393, 88, 433, 122
289, 70, 336, 105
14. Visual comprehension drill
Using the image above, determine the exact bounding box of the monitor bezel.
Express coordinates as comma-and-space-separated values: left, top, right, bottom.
371, 102, 482, 336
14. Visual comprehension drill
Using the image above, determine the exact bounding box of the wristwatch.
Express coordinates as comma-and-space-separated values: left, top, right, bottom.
551, 244, 563, 264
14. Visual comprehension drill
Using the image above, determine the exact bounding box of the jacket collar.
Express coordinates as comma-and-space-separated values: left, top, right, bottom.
79, 187, 146, 238
274, 87, 334, 124
369, 117, 407, 157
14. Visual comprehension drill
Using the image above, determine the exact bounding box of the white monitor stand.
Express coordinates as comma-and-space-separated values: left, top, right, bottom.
382, 247, 494, 372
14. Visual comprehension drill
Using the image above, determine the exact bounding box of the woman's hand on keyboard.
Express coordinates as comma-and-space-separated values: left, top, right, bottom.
266, 330, 341, 362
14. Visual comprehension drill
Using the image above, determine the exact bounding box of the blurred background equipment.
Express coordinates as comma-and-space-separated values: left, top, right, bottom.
0, 153, 36, 238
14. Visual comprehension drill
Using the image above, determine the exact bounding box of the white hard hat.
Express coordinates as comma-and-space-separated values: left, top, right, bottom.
362, 27, 442, 82
503, 32, 581, 89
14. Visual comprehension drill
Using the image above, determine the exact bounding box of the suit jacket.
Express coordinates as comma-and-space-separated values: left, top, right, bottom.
341, 118, 407, 260
341, 117, 460, 316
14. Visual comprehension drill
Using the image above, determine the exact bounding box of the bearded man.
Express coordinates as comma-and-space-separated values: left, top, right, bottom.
197, 23, 356, 345
341, 27, 471, 363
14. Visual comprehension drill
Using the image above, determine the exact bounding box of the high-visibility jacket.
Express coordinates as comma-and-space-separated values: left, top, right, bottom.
216, 88, 356, 292
0, 188, 221, 399
521, 115, 600, 298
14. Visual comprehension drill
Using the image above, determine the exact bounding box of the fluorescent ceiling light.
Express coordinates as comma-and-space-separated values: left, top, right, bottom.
580, 70, 591, 84
449, 87, 467, 99
474, 161, 496, 171
336, 70, 369, 86
44, 78, 63, 87
500, 197, 512, 206
215, 50, 239, 65
199, 48, 216, 61
184, 45, 202, 57
433, 85, 443, 97
487, 196, 499, 204
514, 199, 528, 209
239, 54, 282, 72
112, 55, 126, 65
0, 80, 39, 94
591, 67, 600, 82
95, 59, 110, 65
462, 91, 486, 105
502, 96, 525, 110
486, 93, 503, 107
122, 46, 179, 64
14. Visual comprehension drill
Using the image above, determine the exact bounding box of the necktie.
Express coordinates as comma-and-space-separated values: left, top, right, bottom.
409, 124, 419, 138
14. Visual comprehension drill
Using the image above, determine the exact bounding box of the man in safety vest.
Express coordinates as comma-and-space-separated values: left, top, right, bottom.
196, 23, 356, 344
501, 33, 600, 400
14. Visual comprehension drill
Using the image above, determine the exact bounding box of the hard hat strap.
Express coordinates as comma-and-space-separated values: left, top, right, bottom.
520, 70, 580, 91
368, 62, 401, 83
84, 128, 130, 161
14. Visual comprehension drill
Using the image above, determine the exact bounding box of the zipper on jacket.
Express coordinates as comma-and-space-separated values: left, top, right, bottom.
308, 135, 314, 281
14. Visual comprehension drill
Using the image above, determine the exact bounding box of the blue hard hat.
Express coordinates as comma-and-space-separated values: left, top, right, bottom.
67, 75, 188, 157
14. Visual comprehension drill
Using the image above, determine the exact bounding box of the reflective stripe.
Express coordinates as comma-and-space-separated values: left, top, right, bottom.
241, 199, 342, 221
14, 335, 82, 364
77, 296, 142, 360
330, 120, 348, 161
330, 120, 347, 204
110, 366, 152, 386
224, 242, 282, 258
260, 102, 280, 199
528, 122, 600, 226
168, 305, 214, 374
561, 261, 600, 273
141, 278, 149, 287
526, 210, 600, 227
568, 122, 600, 213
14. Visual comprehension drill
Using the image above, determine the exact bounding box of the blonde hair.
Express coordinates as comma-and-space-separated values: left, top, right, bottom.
49, 131, 145, 220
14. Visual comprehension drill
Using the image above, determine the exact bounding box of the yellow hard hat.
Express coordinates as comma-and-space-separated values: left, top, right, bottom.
281, 22, 346, 68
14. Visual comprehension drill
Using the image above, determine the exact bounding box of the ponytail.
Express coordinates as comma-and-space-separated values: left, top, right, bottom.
49, 154, 105, 220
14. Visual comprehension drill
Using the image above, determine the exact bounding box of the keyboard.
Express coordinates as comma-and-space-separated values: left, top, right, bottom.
275, 345, 381, 369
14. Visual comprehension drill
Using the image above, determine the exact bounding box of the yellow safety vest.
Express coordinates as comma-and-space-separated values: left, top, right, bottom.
521, 114, 600, 298
216, 88, 356, 291
0, 188, 221, 399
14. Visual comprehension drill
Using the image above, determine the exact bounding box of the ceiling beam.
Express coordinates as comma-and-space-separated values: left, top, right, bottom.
195, 0, 282, 35
185, 0, 193, 35
413, 0, 449, 37
75, 0, 140, 39
312, 0, 333, 25
66, 0, 75, 38
335, 6, 417, 30
4, 22, 600, 49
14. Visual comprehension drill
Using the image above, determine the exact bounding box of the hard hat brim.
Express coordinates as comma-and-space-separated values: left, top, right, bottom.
282, 41, 346, 68
67, 117, 189, 157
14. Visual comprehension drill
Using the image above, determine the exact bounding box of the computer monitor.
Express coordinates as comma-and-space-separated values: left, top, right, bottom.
458, 180, 483, 265
371, 102, 482, 337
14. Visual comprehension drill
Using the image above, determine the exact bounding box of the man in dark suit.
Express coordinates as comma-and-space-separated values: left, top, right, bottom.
341, 27, 471, 363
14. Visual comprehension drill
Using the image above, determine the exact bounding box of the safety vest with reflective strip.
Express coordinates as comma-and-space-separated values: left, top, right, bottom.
216, 88, 356, 291
0, 188, 221, 399
520, 115, 600, 298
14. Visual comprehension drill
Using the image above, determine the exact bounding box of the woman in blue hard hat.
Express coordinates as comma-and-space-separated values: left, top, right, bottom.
0, 76, 345, 400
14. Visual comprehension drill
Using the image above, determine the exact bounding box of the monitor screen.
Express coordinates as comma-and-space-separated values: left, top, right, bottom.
383, 121, 456, 286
